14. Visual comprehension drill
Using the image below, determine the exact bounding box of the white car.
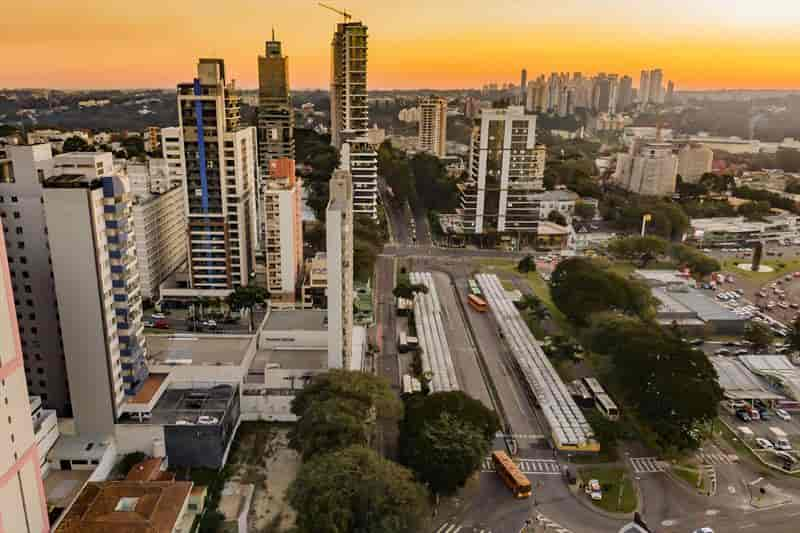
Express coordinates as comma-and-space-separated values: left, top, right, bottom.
775, 438, 793, 451
756, 437, 774, 449
776, 409, 792, 421
151, 313, 166, 320
197, 415, 219, 425
693, 528, 714, 533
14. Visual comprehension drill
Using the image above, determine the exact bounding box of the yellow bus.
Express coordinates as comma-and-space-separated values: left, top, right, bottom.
491, 451, 532, 498
468, 294, 488, 313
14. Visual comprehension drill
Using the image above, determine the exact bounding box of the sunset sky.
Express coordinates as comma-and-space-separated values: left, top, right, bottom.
4, 0, 800, 91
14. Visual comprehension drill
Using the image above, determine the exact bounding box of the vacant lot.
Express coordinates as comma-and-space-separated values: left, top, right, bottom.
228, 423, 299, 532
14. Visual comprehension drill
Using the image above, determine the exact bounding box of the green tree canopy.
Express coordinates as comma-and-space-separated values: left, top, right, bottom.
392, 278, 429, 300
226, 285, 269, 331
745, 322, 773, 352
669, 244, 720, 279
288, 446, 429, 533
550, 258, 656, 325
399, 391, 501, 494
584, 313, 723, 450
291, 370, 403, 458
517, 255, 536, 273
606, 236, 670, 262
789, 317, 800, 354
547, 210, 568, 226
574, 200, 597, 220
62, 135, 90, 152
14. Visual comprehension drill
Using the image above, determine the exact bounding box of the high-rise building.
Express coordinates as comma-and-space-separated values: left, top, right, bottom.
177, 59, 259, 291
459, 106, 546, 235
257, 33, 295, 177
520, 68, 527, 105
326, 151, 353, 370
666, 80, 675, 104
639, 70, 650, 104
677, 144, 713, 183
0, 144, 70, 415
593, 74, 618, 114
649, 69, 664, 104
330, 22, 378, 218
614, 141, 678, 196
262, 158, 303, 306
132, 184, 188, 301
0, 221, 50, 533
44, 173, 148, 436
161, 126, 186, 188
617, 75, 633, 111
417, 96, 448, 157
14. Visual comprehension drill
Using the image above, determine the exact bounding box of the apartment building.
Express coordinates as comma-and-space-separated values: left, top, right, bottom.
614, 141, 678, 196
677, 144, 714, 183
326, 163, 354, 370
261, 158, 302, 305
132, 184, 187, 301
417, 96, 448, 158
0, 144, 68, 414
44, 174, 148, 436
177, 59, 259, 292
160, 126, 185, 187
459, 106, 546, 235
301, 252, 327, 309
0, 221, 50, 533
330, 22, 378, 218
257, 35, 295, 175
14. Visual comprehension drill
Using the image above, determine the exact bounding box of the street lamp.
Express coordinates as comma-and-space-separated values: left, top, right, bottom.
641, 213, 652, 237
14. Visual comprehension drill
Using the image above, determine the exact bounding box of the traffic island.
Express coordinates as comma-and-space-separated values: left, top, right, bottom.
577, 466, 638, 514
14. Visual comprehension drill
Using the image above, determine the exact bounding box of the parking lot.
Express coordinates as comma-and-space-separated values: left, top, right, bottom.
721, 406, 800, 471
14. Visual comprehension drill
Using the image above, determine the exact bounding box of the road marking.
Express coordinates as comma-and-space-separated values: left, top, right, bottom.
495, 432, 546, 440
706, 509, 720, 516
728, 485, 737, 494
698, 451, 737, 465
482, 457, 561, 475
630, 457, 665, 473
661, 519, 678, 526
435, 524, 463, 533
739, 523, 757, 529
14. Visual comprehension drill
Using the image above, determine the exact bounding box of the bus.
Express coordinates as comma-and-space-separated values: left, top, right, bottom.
468, 294, 488, 312
491, 451, 532, 499
583, 377, 619, 421
468, 279, 483, 297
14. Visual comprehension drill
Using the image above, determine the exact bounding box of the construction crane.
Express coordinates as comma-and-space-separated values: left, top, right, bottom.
318, 2, 352, 22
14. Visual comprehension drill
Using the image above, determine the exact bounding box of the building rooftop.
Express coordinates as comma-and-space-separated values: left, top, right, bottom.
218, 482, 254, 523
249, 348, 328, 376
667, 288, 743, 322
262, 309, 327, 332
710, 357, 784, 401
44, 174, 103, 189
128, 373, 169, 405
121, 384, 237, 426
146, 335, 253, 367
532, 190, 579, 201
55, 480, 193, 533
49, 434, 113, 463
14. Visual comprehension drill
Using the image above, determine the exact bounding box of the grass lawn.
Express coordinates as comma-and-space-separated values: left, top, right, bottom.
720, 258, 800, 283
672, 464, 702, 490
578, 466, 637, 514
476, 259, 574, 336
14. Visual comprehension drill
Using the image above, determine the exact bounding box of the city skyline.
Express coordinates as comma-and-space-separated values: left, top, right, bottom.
4, 0, 800, 91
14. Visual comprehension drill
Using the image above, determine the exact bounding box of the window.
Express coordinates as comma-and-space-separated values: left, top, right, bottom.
19, 257, 26, 264
37, 169, 45, 183
12, 212, 19, 219
21, 271, 29, 279
17, 242, 24, 250
36, 368, 43, 374
10, 196, 17, 203
24, 285, 31, 293
30, 327, 37, 335
38, 380, 46, 387
28, 313, 34, 320
15, 227, 22, 235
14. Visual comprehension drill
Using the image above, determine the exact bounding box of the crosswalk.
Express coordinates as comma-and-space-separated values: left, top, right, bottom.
435, 523, 490, 533
698, 451, 737, 465
481, 457, 562, 475
630, 457, 665, 473
535, 512, 574, 533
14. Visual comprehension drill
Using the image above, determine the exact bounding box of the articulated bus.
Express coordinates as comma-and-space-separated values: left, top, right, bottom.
491, 451, 532, 499
468, 294, 488, 312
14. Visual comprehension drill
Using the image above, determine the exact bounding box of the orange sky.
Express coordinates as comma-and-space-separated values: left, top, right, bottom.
3, 0, 800, 91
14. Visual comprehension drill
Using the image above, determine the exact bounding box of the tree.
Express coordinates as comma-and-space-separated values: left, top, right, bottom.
745, 322, 773, 352
606, 236, 669, 264
399, 391, 500, 494
517, 255, 536, 273
393, 279, 429, 300
550, 258, 656, 325
62, 135, 90, 152
291, 370, 403, 457
737, 200, 772, 221
670, 244, 720, 279
584, 313, 723, 450
547, 210, 568, 226
226, 285, 269, 332
288, 446, 429, 533
574, 201, 597, 220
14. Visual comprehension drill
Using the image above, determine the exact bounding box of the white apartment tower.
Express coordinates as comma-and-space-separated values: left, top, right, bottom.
639, 70, 650, 104
132, 184, 188, 300
262, 158, 303, 306
649, 69, 664, 104
161, 127, 186, 187
0, 144, 70, 416
44, 173, 148, 436
417, 96, 448, 158
459, 106, 546, 235
677, 144, 714, 183
330, 22, 378, 218
177, 59, 259, 291
0, 222, 50, 533
326, 154, 354, 370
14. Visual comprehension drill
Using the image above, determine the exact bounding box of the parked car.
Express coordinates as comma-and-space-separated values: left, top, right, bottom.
776, 409, 792, 421
759, 409, 771, 420
693, 527, 715, 533
143, 320, 154, 328
585, 479, 602, 501
151, 313, 166, 320
154, 319, 170, 330
756, 437, 775, 449
775, 438, 793, 451
736, 410, 752, 422
197, 415, 219, 425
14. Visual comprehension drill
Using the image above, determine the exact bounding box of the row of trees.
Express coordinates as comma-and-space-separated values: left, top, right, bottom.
377, 140, 460, 212
549, 258, 723, 451
287, 370, 500, 532
600, 193, 690, 241
734, 186, 800, 214
605, 236, 721, 278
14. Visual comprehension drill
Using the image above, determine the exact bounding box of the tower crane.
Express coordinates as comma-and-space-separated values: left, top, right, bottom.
318, 2, 352, 22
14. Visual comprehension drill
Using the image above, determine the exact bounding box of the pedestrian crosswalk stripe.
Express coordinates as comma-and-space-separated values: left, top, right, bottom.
630, 457, 664, 473
482, 457, 561, 475
435, 524, 484, 533
698, 452, 736, 465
